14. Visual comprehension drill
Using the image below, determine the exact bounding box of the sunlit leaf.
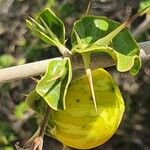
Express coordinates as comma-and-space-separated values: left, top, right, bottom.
139, 1, 150, 14
71, 16, 141, 75
26, 8, 65, 48
39, 8, 65, 44
36, 58, 72, 110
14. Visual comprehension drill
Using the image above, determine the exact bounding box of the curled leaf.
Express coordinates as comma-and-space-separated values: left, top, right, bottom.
36, 58, 72, 110
71, 16, 141, 75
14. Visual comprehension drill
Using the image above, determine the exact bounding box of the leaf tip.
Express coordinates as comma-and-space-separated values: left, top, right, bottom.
26, 19, 32, 29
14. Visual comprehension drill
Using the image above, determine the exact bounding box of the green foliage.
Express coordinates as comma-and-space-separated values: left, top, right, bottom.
26, 58, 72, 112
25, 7, 150, 111
139, 0, 150, 13
71, 16, 141, 75
26, 8, 65, 49
36, 57, 72, 110
0, 1, 150, 149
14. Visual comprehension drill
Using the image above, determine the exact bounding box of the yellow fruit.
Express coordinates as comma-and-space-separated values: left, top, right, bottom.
48, 68, 125, 149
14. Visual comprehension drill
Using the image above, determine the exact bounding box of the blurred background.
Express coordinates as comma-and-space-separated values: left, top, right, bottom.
0, 0, 150, 150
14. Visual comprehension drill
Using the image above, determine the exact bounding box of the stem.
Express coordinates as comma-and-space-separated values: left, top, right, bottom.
85, 0, 92, 15
0, 42, 149, 84
39, 106, 50, 138
26, 106, 50, 150
58, 44, 72, 57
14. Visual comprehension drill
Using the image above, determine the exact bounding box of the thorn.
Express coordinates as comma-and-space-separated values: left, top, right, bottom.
30, 77, 39, 83
94, 5, 150, 46
86, 68, 98, 113
85, 0, 92, 15
126, 4, 150, 24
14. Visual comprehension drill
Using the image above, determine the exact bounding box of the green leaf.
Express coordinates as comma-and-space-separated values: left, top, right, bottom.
116, 52, 141, 75
71, 16, 141, 75
26, 8, 65, 47
25, 89, 47, 115
39, 8, 65, 44
36, 58, 72, 110
139, 1, 150, 14
26, 20, 58, 46
73, 29, 85, 48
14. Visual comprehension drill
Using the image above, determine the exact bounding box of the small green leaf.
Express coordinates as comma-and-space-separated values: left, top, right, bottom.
139, 2, 150, 15
26, 89, 47, 115
26, 21, 58, 46
36, 58, 72, 110
116, 52, 141, 75
38, 8, 65, 44
71, 16, 141, 75
39, 17, 59, 42
26, 8, 65, 48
